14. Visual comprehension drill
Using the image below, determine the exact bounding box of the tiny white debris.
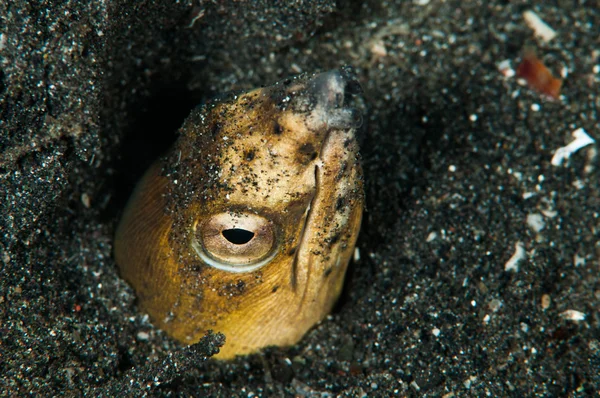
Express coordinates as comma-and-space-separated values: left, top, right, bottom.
137, 331, 150, 341
560, 65, 569, 79
573, 253, 585, 267
188, 8, 205, 28
498, 59, 515, 78
483, 314, 491, 323
488, 299, 503, 312
526, 213, 545, 233
551, 128, 596, 166
531, 103, 541, 112
222, 136, 229, 141
572, 179, 585, 189
505, 242, 526, 272
448, 165, 456, 172
414, 0, 430, 5
469, 114, 478, 122
471, 300, 477, 307
370, 39, 387, 57
560, 310, 586, 322
540, 208, 557, 218
410, 381, 420, 391
290, 63, 302, 73
432, 327, 441, 337
353, 247, 361, 262
584, 146, 597, 174
593, 64, 600, 74
81, 193, 91, 208
463, 375, 477, 389
426, 231, 437, 242
522, 192, 536, 200
523, 10, 557, 43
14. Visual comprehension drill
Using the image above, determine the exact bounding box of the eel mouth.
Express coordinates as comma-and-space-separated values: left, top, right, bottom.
290, 68, 363, 291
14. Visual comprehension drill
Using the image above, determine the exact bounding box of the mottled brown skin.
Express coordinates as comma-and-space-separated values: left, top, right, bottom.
115, 70, 364, 359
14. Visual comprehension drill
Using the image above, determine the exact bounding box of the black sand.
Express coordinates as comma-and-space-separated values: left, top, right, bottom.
1, 1, 598, 396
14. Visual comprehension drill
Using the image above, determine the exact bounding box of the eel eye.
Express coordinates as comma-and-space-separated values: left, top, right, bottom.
191, 212, 277, 273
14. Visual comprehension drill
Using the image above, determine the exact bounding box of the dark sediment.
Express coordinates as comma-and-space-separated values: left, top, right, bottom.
1, 1, 598, 396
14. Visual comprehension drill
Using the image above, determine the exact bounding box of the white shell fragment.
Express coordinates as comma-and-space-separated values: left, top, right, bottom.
426, 231, 437, 242
505, 242, 526, 272
560, 310, 586, 322
353, 247, 361, 262
523, 10, 557, 43
551, 128, 596, 166
81, 193, 91, 208
497, 59, 515, 78
526, 213, 545, 233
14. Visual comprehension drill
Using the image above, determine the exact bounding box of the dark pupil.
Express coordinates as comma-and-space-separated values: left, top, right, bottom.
222, 229, 255, 245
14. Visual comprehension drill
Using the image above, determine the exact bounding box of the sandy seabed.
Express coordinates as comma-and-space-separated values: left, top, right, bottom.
1, 1, 598, 396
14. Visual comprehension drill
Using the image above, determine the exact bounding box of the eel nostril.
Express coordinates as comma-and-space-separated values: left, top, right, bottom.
308, 71, 345, 107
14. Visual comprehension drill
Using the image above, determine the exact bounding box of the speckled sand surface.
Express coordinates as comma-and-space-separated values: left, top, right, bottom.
1, 1, 599, 396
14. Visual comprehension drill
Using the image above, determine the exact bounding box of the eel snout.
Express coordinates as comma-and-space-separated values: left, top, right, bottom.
302, 69, 363, 132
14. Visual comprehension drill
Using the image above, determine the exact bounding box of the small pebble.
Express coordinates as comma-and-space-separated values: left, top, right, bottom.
81, 193, 91, 208
541, 294, 551, 310
526, 213, 545, 233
